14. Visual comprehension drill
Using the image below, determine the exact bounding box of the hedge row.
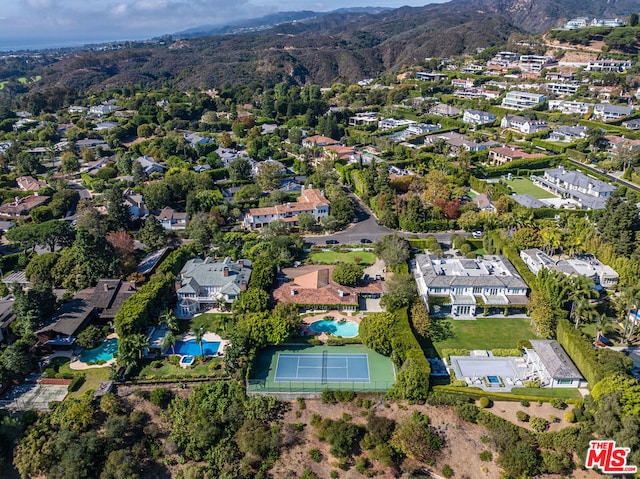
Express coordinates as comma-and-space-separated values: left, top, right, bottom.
387, 307, 431, 400
480, 155, 560, 178
433, 385, 579, 404
441, 349, 470, 360
114, 273, 177, 338
155, 244, 197, 276
531, 139, 568, 153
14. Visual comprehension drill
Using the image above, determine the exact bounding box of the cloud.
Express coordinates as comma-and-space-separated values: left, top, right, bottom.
135, 0, 169, 11
111, 3, 129, 16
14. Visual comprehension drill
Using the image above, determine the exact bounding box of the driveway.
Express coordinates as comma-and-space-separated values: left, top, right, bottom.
304, 190, 461, 245
66, 180, 92, 201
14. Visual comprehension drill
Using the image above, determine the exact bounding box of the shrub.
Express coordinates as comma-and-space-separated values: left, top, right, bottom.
301, 470, 319, 479
563, 411, 576, 423
68, 375, 85, 392
450, 380, 467, 387
149, 388, 171, 408
491, 348, 521, 357
530, 416, 549, 433
129, 410, 147, 425
150, 360, 163, 369
330, 471, 339, 479
479, 450, 493, 462
550, 398, 565, 409
517, 339, 533, 349
309, 449, 322, 462
478, 397, 491, 408
440, 349, 470, 360
524, 379, 541, 388
297, 397, 306, 410
441, 464, 453, 478
516, 411, 530, 422
310, 414, 322, 426
520, 399, 530, 407
355, 456, 370, 474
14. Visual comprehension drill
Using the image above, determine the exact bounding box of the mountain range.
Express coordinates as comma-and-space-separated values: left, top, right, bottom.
27, 0, 640, 92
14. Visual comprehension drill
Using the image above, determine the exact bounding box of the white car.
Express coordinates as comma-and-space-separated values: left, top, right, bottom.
471, 231, 483, 239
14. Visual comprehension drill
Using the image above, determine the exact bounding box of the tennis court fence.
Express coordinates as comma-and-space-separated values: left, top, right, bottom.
246, 379, 394, 393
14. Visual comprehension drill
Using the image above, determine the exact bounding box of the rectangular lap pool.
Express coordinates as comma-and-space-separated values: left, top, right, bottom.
172, 340, 220, 356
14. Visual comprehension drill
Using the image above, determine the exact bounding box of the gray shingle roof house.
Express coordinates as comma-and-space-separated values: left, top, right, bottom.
526, 340, 586, 387
512, 194, 547, 209
176, 257, 252, 317
412, 254, 528, 319
531, 167, 615, 210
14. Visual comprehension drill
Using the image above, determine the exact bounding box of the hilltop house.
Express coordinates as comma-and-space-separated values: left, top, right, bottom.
531, 167, 615, 210
176, 257, 252, 317
412, 254, 529, 319
500, 115, 548, 134
548, 100, 593, 115
520, 249, 618, 290
244, 187, 329, 229
348, 112, 378, 127
593, 104, 634, 121
501, 91, 547, 110
462, 109, 497, 126
586, 60, 631, 73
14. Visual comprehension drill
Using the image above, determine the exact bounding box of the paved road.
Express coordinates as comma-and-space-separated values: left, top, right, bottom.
304, 191, 460, 245
565, 158, 640, 193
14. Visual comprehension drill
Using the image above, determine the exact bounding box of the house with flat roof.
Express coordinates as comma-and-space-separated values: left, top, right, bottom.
244, 187, 330, 229
378, 118, 416, 131
586, 60, 631, 73
548, 100, 593, 115
501, 91, 547, 110
348, 112, 378, 127
416, 72, 448, 81
429, 104, 461, 117
525, 340, 586, 388
520, 249, 618, 289
176, 257, 252, 317
531, 167, 615, 210
412, 254, 529, 319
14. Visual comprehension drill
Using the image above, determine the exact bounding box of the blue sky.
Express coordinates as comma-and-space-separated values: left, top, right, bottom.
0, 0, 439, 49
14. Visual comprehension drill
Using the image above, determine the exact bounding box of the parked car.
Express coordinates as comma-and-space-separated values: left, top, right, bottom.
360, 238, 372, 244
326, 239, 339, 245
471, 230, 483, 239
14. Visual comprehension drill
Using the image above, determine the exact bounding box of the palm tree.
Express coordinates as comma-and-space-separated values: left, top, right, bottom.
572, 297, 595, 329
160, 309, 179, 332
595, 313, 611, 342
130, 333, 149, 360
163, 330, 177, 355
619, 286, 640, 343
193, 327, 205, 357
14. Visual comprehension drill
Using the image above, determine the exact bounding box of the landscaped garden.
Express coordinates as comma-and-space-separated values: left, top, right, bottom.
432, 317, 537, 354
503, 177, 555, 199
308, 250, 377, 266
43, 357, 112, 397
186, 313, 232, 337
135, 356, 225, 381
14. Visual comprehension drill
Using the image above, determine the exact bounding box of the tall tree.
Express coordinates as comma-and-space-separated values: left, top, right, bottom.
104, 187, 131, 231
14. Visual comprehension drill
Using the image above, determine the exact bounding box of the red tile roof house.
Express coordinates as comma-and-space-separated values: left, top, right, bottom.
16, 176, 47, 191
0, 195, 50, 219
244, 187, 330, 229
272, 265, 385, 312
488, 146, 546, 166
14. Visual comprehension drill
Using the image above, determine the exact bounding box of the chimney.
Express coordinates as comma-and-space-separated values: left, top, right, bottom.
241, 281, 247, 291
291, 289, 296, 296
287, 202, 291, 209
175, 281, 182, 292
103, 283, 109, 292
338, 289, 344, 297
238, 260, 244, 269
223, 267, 229, 277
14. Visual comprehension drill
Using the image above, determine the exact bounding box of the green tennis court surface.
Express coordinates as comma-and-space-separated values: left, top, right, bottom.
249, 345, 396, 394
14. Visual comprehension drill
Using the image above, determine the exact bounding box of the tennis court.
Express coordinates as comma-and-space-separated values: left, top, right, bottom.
275, 353, 370, 383
248, 345, 396, 394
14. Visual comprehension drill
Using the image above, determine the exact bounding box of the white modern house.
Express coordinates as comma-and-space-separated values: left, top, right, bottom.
501, 91, 547, 110
412, 254, 529, 319
348, 112, 378, 127
548, 100, 593, 115
531, 167, 615, 210
176, 257, 252, 317
520, 249, 618, 290
586, 60, 632, 73
243, 187, 330, 229
462, 109, 497, 126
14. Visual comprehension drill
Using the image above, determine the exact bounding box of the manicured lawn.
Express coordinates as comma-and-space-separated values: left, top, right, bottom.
136, 357, 224, 380
503, 177, 555, 199
309, 250, 376, 266
187, 313, 233, 338
55, 359, 112, 397
510, 387, 582, 400
433, 317, 537, 354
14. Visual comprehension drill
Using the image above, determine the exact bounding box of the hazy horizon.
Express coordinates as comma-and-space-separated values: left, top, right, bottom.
0, 0, 443, 52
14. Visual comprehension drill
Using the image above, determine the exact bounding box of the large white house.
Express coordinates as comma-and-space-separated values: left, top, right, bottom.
462, 109, 497, 126
244, 187, 330, 229
520, 249, 618, 290
531, 167, 615, 210
176, 257, 252, 317
500, 114, 548, 134
412, 254, 529, 319
501, 91, 547, 110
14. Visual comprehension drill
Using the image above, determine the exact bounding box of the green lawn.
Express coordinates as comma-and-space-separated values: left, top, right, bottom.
136, 357, 224, 380
309, 250, 376, 266
53, 358, 112, 397
510, 387, 582, 399
433, 317, 537, 354
503, 177, 554, 199
187, 313, 233, 338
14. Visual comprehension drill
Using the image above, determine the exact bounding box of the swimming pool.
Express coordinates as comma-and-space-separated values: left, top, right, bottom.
309, 319, 359, 338
487, 375, 500, 384
79, 338, 118, 363
172, 340, 220, 357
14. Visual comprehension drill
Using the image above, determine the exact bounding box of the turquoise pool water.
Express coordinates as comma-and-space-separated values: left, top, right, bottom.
172, 340, 220, 356
309, 319, 359, 338
79, 338, 118, 363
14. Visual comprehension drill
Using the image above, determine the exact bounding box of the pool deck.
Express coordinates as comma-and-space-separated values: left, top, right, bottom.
301, 311, 362, 343
172, 332, 229, 356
